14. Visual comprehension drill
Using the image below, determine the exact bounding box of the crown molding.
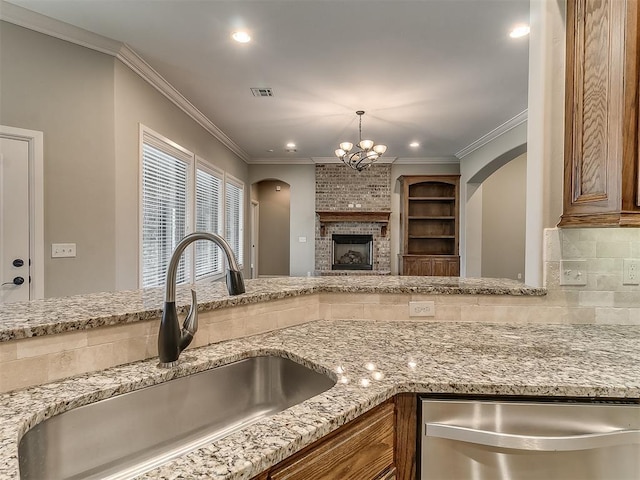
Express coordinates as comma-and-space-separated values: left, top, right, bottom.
116, 46, 249, 162
247, 157, 316, 165
393, 156, 459, 165
1, 1, 250, 163
0, 1, 122, 54
311, 156, 398, 165
455, 110, 528, 159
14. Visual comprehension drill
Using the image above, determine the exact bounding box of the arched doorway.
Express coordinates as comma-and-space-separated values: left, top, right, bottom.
464, 142, 527, 279
251, 179, 291, 277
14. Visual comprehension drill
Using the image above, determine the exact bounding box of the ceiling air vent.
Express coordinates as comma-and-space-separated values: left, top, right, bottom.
251, 87, 274, 97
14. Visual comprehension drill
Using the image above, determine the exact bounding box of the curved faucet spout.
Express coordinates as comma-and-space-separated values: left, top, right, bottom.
158, 232, 245, 367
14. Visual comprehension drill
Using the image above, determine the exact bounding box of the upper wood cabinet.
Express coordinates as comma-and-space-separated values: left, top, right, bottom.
560, 0, 640, 226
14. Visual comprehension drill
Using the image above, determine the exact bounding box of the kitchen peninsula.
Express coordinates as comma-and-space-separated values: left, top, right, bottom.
0, 277, 638, 479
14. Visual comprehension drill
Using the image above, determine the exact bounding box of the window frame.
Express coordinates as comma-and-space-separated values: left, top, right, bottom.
138, 125, 245, 289
138, 126, 194, 289
194, 158, 225, 281
224, 173, 245, 268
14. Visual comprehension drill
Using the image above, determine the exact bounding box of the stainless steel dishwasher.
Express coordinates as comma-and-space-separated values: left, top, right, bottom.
420, 397, 640, 480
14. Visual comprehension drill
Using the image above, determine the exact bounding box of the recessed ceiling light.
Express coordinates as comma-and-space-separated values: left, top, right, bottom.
409, 142, 420, 148
231, 31, 251, 43
509, 24, 530, 38
286, 142, 296, 148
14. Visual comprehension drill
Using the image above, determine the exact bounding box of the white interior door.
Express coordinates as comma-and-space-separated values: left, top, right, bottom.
1, 137, 31, 303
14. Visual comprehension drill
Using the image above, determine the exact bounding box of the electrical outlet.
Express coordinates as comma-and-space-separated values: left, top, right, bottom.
560, 260, 587, 286
409, 301, 435, 317
52, 243, 76, 258
623, 259, 640, 285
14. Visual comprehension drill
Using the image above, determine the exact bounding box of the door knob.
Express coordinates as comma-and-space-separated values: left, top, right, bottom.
12, 276, 24, 285
13, 259, 24, 268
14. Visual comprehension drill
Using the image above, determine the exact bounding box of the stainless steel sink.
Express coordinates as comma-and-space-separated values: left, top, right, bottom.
19, 355, 335, 480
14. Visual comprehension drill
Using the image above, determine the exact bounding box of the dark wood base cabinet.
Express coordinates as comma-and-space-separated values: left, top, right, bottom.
400, 255, 460, 276
253, 394, 417, 480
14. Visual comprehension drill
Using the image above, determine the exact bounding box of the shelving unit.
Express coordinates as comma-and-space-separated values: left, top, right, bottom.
399, 175, 460, 276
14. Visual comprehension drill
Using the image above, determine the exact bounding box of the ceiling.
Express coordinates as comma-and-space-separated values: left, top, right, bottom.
5, 0, 530, 164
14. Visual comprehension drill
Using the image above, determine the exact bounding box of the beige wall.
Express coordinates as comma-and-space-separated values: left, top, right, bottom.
481, 153, 526, 280
249, 164, 316, 276
113, 60, 249, 290
459, 122, 527, 278
0, 22, 250, 296
255, 180, 290, 276
0, 22, 116, 297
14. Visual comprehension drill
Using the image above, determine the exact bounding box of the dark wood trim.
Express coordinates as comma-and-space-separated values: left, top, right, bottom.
623, 0, 640, 210
316, 211, 391, 237
559, 211, 640, 227
394, 393, 417, 480
268, 401, 394, 480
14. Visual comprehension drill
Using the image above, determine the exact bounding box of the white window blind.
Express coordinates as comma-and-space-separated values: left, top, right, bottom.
225, 178, 244, 266
141, 136, 191, 288
195, 166, 223, 279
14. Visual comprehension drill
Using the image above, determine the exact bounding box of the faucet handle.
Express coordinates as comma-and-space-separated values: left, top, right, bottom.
178, 289, 198, 352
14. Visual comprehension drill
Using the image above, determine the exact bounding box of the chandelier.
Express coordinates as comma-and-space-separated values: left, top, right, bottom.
335, 111, 387, 171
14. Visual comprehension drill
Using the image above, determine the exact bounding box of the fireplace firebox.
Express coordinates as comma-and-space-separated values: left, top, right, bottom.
332, 234, 373, 270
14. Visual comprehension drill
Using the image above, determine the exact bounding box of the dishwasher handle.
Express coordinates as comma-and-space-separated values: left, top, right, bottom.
425, 423, 640, 452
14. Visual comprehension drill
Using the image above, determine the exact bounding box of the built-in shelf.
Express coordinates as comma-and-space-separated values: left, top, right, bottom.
408, 197, 456, 201
399, 175, 460, 276
408, 235, 456, 239
316, 211, 391, 236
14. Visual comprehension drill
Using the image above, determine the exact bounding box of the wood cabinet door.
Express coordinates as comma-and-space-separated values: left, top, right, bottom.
561, 0, 640, 226
432, 258, 459, 276
269, 403, 395, 480
403, 257, 432, 276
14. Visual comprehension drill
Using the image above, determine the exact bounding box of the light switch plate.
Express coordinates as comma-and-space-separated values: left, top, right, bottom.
52, 243, 76, 258
560, 260, 587, 286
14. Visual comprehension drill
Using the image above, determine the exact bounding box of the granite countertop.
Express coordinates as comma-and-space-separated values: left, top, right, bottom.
1, 320, 638, 480
0, 276, 544, 342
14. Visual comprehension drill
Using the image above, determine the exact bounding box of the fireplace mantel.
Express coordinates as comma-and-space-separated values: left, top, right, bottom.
316, 211, 391, 236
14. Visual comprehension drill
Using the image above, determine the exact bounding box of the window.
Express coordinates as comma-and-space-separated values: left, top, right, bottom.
195, 163, 223, 279
225, 176, 244, 266
141, 133, 191, 288
140, 126, 244, 288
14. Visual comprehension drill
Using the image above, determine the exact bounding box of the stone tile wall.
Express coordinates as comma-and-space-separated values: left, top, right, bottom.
0, 295, 320, 393
315, 164, 391, 272
544, 227, 640, 324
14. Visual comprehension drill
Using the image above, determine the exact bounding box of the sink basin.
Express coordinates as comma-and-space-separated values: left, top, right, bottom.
19, 355, 335, 480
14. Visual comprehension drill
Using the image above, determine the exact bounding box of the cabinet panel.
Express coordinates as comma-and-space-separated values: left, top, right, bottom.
432, 258, 460, 277
394, 393, 417, 480
401, 256, 459, 277
561, 0, 640, 226
401, 256, 432, 276
269, 403, 395, 480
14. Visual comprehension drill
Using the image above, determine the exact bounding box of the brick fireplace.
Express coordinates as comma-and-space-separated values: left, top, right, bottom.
315, 164, 391, 274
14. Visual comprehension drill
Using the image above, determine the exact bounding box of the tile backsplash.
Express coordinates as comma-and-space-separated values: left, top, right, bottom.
544, 228, 640, 324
